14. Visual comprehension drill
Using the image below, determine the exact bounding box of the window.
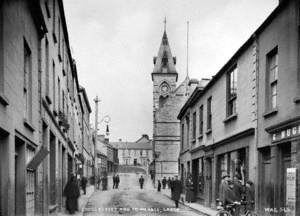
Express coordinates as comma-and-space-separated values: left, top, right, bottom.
267, 49, 278, 110
52, 61, 56, 110
45, 38, 50, 99
24, 39, 32, 121
58, 78, 60, 112
186, 115, 190, 147
45, 0, 51, 18
181, 124, 184, 150
199, 105, 203, 136
58, 17, 61, 60
52, 0, 57, 42
192, 112, 196, 140
207, 97, 212, 131
227, 66, 237, 116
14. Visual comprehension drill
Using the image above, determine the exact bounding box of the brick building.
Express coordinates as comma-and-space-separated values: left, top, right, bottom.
151, 30, 190, 182
177, 0, 300, 215
0, 0, 93, 215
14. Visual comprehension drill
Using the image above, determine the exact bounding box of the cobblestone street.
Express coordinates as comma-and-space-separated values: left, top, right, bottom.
82, 174, 205, 216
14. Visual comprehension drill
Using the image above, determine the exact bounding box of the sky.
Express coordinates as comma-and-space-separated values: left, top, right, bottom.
63, 0, 278, 142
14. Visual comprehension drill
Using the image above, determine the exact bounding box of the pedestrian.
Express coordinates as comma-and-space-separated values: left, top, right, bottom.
102, 175, 107, 191
167, 177, 171, 189
219, 174, 230, 206
112, 174, 116, 189
81, 176, 88, 195
170, 177, 175, 192
115, 174, 120, 189
245, 180, 255, 211
96, 176, 101, 190
185, 173, 194, 203
157, 180, 161, 192
224, 180, 239, 216
171, 176, 182, 208
63, 175, 80, 214
233, 174, 243, 201
162, 176, 167, 189
139, 175, 145, 189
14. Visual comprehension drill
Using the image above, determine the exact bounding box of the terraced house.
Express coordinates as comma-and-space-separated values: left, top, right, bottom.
178, 0, 300, 215
0, 0, 94, 215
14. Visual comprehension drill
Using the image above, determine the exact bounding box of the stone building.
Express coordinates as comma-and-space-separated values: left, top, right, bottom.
111, 135, 153, 167
177, 0, 300, 214
151, 29, 190, 181
78, 87, 94, 180
0, 0, 93, 215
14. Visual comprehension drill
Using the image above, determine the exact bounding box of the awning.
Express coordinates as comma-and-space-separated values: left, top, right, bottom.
27, 146, 49, 170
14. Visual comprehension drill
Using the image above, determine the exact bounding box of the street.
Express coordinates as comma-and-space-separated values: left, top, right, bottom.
83, 173, 205, 216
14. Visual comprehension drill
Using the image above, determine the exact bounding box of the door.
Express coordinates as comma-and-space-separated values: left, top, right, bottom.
260, 148, 273, 214
206, 158, 212, 206
279, 144, 291, 216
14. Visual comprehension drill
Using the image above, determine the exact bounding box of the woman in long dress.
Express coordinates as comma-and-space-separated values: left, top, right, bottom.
63, 175, 80, 214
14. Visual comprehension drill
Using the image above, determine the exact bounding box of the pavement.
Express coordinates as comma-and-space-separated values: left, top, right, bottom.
160, 188, 218, 216
57, 185, 95, 216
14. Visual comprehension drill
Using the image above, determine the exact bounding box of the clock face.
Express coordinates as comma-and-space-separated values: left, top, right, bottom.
161, 85, 169, 93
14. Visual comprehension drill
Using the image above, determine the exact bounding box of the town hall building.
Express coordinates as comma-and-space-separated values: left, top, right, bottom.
151, 27, 197, 181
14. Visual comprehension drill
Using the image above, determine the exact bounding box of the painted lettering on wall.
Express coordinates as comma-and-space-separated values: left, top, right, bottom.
272, 125, 300, 142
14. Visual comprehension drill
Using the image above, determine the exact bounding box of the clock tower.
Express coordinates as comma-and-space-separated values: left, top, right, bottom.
151, 27, 189, 181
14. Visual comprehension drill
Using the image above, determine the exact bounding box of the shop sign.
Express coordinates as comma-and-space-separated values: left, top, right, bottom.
286, 168, 297, 216
272, 125, 300, 142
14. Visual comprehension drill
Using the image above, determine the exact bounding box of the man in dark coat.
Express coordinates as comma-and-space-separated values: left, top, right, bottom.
157, 180, 161, 192
112, 174, 116, 189
63, 175, 80, 214
219, 175, 230, 205
245, 180, 255, 211
81, 176, 88, 195
162, 177, 167, 189
139, 175, 145, 189
115, 174, 120, 189
171, 176, 182, 208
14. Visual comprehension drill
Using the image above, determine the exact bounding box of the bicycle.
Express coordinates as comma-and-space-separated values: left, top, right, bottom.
215, 199, 258, 216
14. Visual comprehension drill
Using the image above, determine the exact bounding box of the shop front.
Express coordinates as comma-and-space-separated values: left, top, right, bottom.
258, 120, 300, 216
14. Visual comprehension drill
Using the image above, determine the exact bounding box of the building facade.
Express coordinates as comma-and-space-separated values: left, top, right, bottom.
177, 0, 300, 215
256, 0, 300, 215
0, 0, 93, 215
151, 30, 190, 181
111, 135, 153, 168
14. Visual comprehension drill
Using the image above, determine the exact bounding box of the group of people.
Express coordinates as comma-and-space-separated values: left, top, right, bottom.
63, 175, 89, 214
218, 174, 255, 214
157, 176, 182, 208
96, 175, 108, 190
113, 174, 120, 189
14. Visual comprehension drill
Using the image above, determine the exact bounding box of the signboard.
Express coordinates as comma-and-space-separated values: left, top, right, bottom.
272, 125, 300, 142
27, 146, 49, 170
286, 168, 297, 216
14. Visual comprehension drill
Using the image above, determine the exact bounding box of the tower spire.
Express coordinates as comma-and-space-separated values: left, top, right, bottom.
164, 17, 167, 32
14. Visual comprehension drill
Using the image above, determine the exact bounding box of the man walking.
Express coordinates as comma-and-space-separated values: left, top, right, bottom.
171, 176, 182, 208
112, 174, 116, 189
81, 176, 88, 195
115, 174, 120, 189
162, 176, 167, 189
139, 175, 145, 189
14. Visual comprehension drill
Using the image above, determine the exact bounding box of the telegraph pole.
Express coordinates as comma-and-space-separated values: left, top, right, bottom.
94, 96, 100, 179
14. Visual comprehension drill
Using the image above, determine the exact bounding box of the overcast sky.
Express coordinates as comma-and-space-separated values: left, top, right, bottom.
63, 0, 278, 142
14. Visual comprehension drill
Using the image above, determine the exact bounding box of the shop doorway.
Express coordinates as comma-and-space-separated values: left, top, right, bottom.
279, 143, 291, 215
205, 157, 213, 206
